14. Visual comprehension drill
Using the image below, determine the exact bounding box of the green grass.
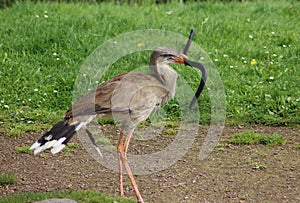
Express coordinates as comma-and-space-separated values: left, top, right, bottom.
62, 142, 81, 152
0, 0, 299, 135
251, 162, 267, 170
294, 144, 300, 150
96, 118, 115, 125
229, 131, 286, 146
0, 108, 62, 136
0, 190, 136, 203
0, 173, 17, 186
165, 121, 180, 128
14, 145, 31, 154
164, 128, 178, 135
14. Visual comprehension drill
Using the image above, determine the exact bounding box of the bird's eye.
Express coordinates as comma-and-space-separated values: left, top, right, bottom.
160, 54, 175, 59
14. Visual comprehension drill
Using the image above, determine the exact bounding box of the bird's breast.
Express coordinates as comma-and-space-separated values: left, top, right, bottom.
110, 72, 172, 127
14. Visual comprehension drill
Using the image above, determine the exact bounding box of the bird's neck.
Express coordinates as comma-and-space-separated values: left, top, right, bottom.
151, 64, 178, 98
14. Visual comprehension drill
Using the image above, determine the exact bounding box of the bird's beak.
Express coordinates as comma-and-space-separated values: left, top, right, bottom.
173, 54, 188, 64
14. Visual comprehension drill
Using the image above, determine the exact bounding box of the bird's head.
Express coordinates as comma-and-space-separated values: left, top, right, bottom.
150, 46, 187, 66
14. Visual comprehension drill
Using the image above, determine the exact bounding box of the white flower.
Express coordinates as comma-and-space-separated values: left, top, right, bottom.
53, 52, 58, 56
4, 105, 9, 109
249, 34, 253, 39
36, 15, 40, 18
34, 88, 38, 91
265, 94, 272, 98
230, 65, 234, 69
271, 31, 275, 35
53, 90, 58, 93
44, 15, 48, 19
269, 76, 274, 80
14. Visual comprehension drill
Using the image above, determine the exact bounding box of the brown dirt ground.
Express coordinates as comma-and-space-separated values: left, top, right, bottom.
0, 124, 299, 203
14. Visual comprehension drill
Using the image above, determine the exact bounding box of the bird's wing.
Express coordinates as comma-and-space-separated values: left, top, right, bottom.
65, 73, 127, 119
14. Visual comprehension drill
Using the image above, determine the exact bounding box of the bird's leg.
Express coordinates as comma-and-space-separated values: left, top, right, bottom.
117, 125, 125, 197
122, 130, 144, 203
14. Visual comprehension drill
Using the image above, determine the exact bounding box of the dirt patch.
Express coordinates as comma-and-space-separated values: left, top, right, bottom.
0, 125, 299, 203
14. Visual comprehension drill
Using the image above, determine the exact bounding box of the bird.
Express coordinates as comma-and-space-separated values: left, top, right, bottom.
30, 46, 190, 203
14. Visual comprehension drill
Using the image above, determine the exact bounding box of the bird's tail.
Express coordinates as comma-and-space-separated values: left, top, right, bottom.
30, 119, 80, 155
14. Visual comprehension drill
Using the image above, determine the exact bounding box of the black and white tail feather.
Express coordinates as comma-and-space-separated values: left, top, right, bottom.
30, 117, 103, 156
30, 120, 79, 155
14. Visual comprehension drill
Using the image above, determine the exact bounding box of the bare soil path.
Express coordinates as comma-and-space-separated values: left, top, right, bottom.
0, 125, 299, 203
